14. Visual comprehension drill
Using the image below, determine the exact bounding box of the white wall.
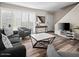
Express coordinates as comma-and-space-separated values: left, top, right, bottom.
0, 7, 36, 33
0, 3, 54, 32
1, 8, 14, 28
46, 14, 54, 31
0, 3, 52, 17
13, 10, 22, 29
0, 7, 1, 28
55, 4, 79, 35
53, 4, 76, 25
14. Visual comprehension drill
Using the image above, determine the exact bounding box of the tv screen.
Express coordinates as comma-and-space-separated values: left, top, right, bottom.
64, 23, 70, 31
59, 23, 70, 31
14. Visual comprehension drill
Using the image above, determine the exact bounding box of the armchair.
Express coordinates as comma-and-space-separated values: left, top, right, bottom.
18, 27, 31, 39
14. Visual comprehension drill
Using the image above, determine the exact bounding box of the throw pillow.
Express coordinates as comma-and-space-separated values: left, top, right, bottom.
2, 34, 13, 48
0, 33, 6, 51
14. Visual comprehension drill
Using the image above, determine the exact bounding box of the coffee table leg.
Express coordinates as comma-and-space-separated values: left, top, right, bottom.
31, 37, 37, 48
33, 41, 38, 48
33, 41, 49, 49
31, 36, 56, 49
31, 37, 47, 48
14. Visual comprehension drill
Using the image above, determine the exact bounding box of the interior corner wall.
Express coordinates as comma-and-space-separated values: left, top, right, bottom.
55, 3, 79, 35
53, 4, 76, 25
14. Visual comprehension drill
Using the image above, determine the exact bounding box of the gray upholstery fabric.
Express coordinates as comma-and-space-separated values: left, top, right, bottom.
47, 44, 60, 57
0, 28, 20, 44
0, 32, 26, 57
8, 35, 20, 44
0, 29, 26, 57
18, 27, 31, 38
12, 42, 21, 47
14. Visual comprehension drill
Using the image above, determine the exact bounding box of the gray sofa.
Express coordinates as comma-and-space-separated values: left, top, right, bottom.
0, 29, 26, 57
0, 28, 21, 44
0, 28, 20, 44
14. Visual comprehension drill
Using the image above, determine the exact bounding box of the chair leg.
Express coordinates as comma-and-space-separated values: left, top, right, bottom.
29, 35, 31, 39
22, 37, 25, 40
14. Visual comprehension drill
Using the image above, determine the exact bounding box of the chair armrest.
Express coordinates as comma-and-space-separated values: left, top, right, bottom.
0, 45, 26, 57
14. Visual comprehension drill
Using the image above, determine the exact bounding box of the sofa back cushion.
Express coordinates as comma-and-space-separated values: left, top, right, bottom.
0, 29, 5, 35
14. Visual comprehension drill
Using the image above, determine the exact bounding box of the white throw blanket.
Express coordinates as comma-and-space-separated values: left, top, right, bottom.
4, 27, 13, 36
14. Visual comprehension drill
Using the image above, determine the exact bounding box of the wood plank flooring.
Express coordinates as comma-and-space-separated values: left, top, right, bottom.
22, 38, 47, 57
21, 32, 54, 57
21, 33, 79, 57
53, 35, 79, 54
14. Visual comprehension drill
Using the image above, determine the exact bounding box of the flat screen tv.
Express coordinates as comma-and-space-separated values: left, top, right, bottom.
59, 23, 70, 31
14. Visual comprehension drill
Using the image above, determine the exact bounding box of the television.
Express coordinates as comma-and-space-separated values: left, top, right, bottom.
59, 23, 70, 31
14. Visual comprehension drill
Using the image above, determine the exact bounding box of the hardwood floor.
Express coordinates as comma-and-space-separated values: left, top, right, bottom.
22, 38, 47, 57
21, 33, 79, 57
53, 35, 79, 54
21, 32, 54, 57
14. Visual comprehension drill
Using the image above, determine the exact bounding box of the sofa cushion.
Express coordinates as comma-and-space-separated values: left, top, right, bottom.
2, 34, 13, 48
0, 33, 6, 51
8, 36, 20, 44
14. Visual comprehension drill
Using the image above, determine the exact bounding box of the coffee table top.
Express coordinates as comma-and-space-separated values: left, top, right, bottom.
31, 33, 55, 41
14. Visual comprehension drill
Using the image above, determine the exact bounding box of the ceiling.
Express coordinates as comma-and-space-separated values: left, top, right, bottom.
5, 2, 76, 12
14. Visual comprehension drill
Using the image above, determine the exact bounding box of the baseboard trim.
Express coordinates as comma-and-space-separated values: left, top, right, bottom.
46, 31, 54, 33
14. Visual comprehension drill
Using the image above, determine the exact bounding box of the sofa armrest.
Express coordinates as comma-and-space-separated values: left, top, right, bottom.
0, 45, 26, 57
